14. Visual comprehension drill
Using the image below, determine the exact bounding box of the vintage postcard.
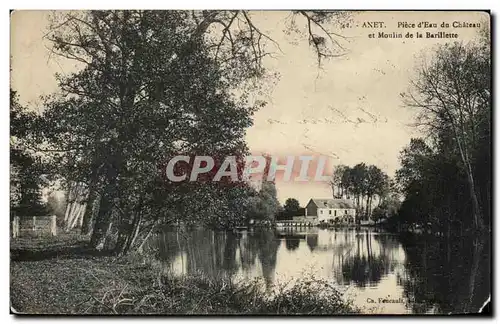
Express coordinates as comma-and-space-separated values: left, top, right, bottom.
10, 10, 491, 315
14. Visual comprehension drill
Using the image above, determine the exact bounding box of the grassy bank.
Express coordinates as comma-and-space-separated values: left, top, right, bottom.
11, 235, 358, 315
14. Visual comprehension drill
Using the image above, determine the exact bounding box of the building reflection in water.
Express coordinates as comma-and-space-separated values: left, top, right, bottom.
144, 226, 490, 314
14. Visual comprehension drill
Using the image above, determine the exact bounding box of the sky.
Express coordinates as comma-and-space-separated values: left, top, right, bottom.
10, 10, 488, 205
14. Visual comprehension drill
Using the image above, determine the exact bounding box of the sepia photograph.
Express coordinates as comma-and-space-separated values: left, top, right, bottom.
9, 9, 492, 315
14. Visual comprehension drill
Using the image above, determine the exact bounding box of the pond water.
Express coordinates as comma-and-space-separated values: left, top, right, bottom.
145, 227, 490, 314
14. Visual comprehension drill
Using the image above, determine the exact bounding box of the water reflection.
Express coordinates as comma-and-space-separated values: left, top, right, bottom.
284, 236, 300, 251
399, 235, 490, 314
338, 232, 399, 288
145, 227, 489, 314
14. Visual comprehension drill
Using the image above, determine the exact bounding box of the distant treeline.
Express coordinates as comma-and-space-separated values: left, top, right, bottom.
279, 35, 491, 235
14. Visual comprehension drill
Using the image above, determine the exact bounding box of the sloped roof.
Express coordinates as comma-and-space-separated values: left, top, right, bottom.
309, 199, 355, 209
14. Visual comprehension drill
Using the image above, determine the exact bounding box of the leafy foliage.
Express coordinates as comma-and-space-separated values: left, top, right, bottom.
282, 198, 301, 218
330, 163, 392, 220
371, 197, 400, 224
247, 181, 281, 222
15, 10, 350, 253
10, 90, 48, 216
39, 11, 265, 251
396, 37, 491, 233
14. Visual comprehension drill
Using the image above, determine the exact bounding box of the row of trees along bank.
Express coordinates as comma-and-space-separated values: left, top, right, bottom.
329, 163, 397, 221
395, 31, 491, 236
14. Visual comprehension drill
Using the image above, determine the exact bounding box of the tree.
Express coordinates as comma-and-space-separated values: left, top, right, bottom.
40, 11, 259, 253
283, 198, 301, 218
330, 163, 390, 220
364, 165, 387, 219
27, 10, 350, 254
330, 164, 349, 198
371, 197, 400, 224
348, 163, 368, 216
396, 137, 475, 235
10, 90, 48, 217
247, 181, 280, 223
402, 39, 490, 231
395, 138, 434, 195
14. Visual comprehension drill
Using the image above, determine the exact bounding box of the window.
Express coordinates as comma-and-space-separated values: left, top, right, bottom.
334, 210, 337, 217
320, 210, 323, 214
345, 210, 348, 214
329, 210, 332, 215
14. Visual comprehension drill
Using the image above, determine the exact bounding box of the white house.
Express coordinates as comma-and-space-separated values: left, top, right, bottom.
304, 198, 356, 224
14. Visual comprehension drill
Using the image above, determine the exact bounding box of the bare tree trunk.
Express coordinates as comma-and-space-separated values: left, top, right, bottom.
65, 183, 86, 231
115, 213, 142, 256
446, 111, 484, 231
114, 224, 130, 256
367, 195, 373, 219
64, 201, 72, 224
77, 203, 87, 228
64, 182, 76, 224
464, 238, 484, 312
466, 165, 484, 231
369, 196, 373, 216
81, 189, 98, 235
114, 195, 144, 256
365, 195, 370, 219
69, 203, 85, 229
376, 195, 383, 208
137, 221, 157, 253
65, 202, 78, 231
90, 192, 114, 250
90, 161, 120, 251
124, 213, 143, 253
67, 201, 77, 225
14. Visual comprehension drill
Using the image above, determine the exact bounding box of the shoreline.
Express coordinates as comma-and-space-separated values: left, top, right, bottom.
10, 234, 358, 315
